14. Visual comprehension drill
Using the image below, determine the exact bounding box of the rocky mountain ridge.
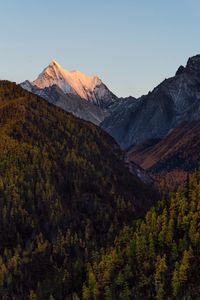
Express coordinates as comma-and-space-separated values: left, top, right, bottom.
102, 54, 200, 148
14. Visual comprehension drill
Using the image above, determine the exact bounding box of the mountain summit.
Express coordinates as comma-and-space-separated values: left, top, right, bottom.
102, 54, 200, 148
24, 60, 117, 109
33, 60, 102, 98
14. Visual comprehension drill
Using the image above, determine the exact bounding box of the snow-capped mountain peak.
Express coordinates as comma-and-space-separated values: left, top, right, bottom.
30, 60, 116, 108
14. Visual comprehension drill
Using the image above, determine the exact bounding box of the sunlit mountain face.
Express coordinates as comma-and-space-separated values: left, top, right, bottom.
33, 60, 103, 99
22, 60, 117, 109
21, 60, 119, 126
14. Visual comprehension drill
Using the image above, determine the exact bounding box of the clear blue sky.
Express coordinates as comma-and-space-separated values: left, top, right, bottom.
1, 0, 200, 97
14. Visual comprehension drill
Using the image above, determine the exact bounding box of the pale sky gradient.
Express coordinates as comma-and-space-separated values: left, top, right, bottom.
1, 0, 200, 97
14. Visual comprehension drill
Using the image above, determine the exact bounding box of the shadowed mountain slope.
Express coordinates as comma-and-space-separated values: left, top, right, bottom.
102, 54, 200, 149
0, 80, 155, 299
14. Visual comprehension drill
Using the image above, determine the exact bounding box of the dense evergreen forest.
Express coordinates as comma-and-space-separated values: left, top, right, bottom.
83, 172, 200, 299
0, 81, 154, 299
0, 81, 199, 299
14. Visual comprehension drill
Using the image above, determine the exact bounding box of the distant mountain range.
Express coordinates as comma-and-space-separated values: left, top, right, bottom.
22, 55, 200, 148
21, 54, 200, 187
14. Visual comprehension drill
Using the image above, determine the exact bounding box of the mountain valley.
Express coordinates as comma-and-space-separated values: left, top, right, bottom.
0, 55, 200, 299
0, 80, 156, 299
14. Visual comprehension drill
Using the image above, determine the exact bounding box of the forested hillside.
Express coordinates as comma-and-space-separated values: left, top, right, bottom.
0, 81, 154, 299
0, 81, 199, 300
83, 171, 200, 299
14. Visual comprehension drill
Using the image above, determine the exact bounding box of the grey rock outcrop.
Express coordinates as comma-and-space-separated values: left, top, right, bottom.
102, 55, 200, 148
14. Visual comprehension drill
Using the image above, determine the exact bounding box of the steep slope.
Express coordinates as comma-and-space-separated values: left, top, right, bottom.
83, 170, 200, 299
21, 82, 107, 125
0, 81, 155, 299
102, 54, 200, 149
125, 153, 153, 185
128, 121, 200, 171
128, 121, 200, 188
22, 60, 117, 109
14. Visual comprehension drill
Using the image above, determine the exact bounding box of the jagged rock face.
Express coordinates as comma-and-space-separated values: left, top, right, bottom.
21, 82, 108, 125
22, 60, 117, 110
102, 55, 200, 149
